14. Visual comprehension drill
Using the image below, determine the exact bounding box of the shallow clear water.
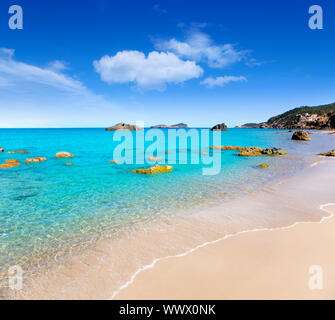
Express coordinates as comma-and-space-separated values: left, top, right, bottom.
0, 128, 333, 278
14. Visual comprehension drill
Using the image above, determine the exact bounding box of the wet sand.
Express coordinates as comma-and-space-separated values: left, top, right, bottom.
13, 158, 335, 300
115, 206, 335, 300
115, 161, 335, 300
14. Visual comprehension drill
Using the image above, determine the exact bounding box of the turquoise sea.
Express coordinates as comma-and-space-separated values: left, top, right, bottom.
0, 128, 333, 296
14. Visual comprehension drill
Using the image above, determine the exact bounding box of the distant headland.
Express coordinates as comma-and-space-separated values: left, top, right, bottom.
236, 102, 335, 130
150, 123, 188, 128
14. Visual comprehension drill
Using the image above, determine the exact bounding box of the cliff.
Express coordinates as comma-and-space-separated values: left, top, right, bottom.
239, 102, 335, 130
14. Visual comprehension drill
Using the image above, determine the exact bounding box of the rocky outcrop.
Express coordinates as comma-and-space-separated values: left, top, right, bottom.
147, 156, 162, 161
7, 150, 28, 154
55, 152, 74, 158
236, 122, 269, 129
291, 131, 311, 141
105, 123, 142, 131
211, 123, 228, 131
318, 150, 335, 157
260, 123, 270, 128
264, 103, 335, 130
151, 123, 188, 128
132, 164, 173, 174
236, 147, 263, 156
24, 157, 47, 163
261, 148, 287, 155
210, 146, 241, 150
0, 159, 19, 169
236, 146, 287, 156
5, 159, 19, 164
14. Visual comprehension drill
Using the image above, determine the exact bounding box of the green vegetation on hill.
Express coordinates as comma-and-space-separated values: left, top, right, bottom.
267, 102, 335, 126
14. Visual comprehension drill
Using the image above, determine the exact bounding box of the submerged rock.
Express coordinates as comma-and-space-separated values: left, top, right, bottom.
24, 157, 47, 163
105, 123, 142, 131
236, 150, 261, 157
210, 123, 228, 131
236, 147, 263, 156
0, 162, 19, 169
210, 146, 241, 150
5, 159, 19, 163
258, 163, 270, 168
318, 150, 335, 157
132, 164, 173, 174
261, 148, 287, 156
55, 152, 74, 158
7, 150, 29, 154
147, 156, 162, 161
292, 130, 311, 141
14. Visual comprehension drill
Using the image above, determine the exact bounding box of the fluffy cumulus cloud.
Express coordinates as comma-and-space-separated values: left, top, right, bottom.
155, 30, 249, 69
93, 50, 203, 91
200, 76, 247, 88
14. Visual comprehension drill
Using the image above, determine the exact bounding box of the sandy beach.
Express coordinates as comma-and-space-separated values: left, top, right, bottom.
115, 161, 335, 300
115, 207, 335, 300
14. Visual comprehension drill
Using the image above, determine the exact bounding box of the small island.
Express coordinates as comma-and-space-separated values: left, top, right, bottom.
150, 123, 188, 128
105, 123, 143, 131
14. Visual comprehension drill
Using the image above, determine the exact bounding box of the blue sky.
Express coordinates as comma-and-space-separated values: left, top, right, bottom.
0, 0, 334, 127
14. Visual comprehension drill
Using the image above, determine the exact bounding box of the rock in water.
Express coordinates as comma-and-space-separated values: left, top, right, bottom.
291, 130, 311, 141
147, 156, 161, 161
132, 164, 173, 174
0, 147, 3, 152
25, 157, 47, 163
261, 148, 287, 155
0, 159, 20, 169
55, 152, 74, 158
7, 150, 29, 154
258, 163, 270, 168
5, 159, 19, 164
210, 146, 241, 150
210, 123, 228, 131
236, 147, 263, 156
105, 123, 142, 131
318, 150, 335, 157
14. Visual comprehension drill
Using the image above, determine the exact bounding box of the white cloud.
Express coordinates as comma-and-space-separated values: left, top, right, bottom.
47, 60, 69, 71
200, 76, 247, 88
0, 48, 85, 94
0, 48, 125, 128
93, 50, 203, 91
155, 30, 249, 69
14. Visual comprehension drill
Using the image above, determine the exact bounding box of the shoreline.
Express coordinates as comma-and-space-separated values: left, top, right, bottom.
111, 204, 334, 300
113, 160, 335, 300
9, 157, 335, 299
114, 203, 335, 300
